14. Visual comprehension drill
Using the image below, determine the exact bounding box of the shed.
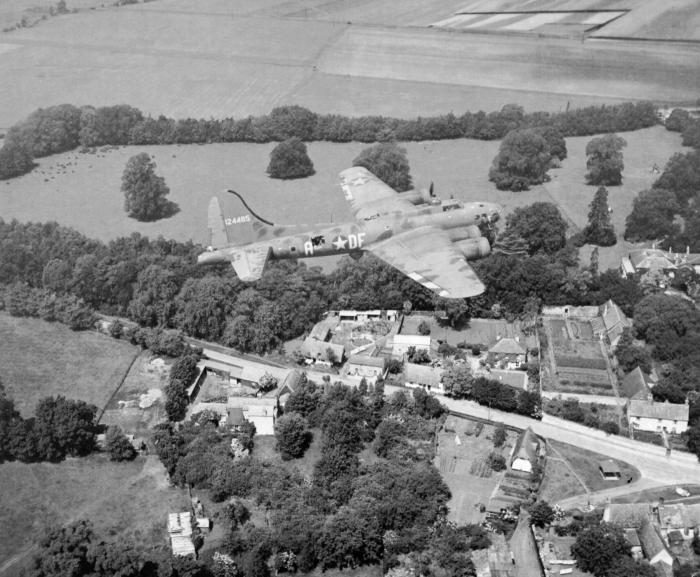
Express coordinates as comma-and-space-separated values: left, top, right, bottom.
620, 367, 652, 401
599, 459, 622, 480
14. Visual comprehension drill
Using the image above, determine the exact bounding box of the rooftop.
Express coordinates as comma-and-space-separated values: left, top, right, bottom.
628, 399, 689, 421
620, 367, 653, 400
404, 362, 443, 387
603, 503, 652, 528
489, 369, 528, 391
488, 337, 526, 356
599, 459, 621, 475
347, 355, 385, 368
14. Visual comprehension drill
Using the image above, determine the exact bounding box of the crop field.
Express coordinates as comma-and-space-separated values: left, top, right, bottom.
0, 454, 188, 572
0, 314, 139, 417
1, 0, 699, 129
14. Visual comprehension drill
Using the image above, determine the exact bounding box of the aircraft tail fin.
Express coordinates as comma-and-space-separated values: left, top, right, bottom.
208, 197, 230, 248
217, 189, 275, 247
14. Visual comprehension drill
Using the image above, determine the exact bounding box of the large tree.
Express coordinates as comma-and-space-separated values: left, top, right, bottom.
585, 134, 626, 186
582, 186, 616, 246
633, 293, 700, 360
267, 137, 315, 179
33, 396, 98, 462
653, 150, 700, 206
122, 152, 175, 221
489, 128, 552, 191
570, 523, 631, 577
624, 188, 680, 242
105, 425, 137, 461
352, 142, 412, 192
503, 202, 568, 256
0, 141, 35, 179
274, 412, 311, 460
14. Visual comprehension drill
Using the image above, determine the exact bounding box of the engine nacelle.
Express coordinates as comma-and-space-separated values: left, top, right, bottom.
396, 189, 430, 205
455, 237, 491, 260
447, 225, 482, 243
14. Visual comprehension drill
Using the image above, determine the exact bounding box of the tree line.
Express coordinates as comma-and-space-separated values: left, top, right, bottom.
0, 101, 658, 179
624, 108, 700, 250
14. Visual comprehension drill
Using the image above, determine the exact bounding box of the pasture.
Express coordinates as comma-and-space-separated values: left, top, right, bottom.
0, 127, 684, 273
0, 314, 138, 417
0, 454, 188, 572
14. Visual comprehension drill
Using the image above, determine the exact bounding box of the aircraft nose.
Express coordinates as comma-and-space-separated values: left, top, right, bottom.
197, 249, 220, 265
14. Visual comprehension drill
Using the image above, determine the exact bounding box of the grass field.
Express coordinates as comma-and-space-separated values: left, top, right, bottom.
541, 440, 639, 504
0, 454, 188, 571
0, 314, 139, 417
0, 126, 684, 273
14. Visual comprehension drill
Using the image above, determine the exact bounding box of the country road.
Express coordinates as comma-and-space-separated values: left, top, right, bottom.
386, 385, 700, 488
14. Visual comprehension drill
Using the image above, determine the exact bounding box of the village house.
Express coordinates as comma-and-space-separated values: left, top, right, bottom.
628, 399, 689, 434
638, 521, 675, 576
509, 427, 543, 474
392, 334, 431, 358
343, 355, 385, 384
598, 299, 631, 348
300, 337, 345, 365
603, 503, 653, 529
657, 503, 700, 543
460, 319, 536, 355
487, 336, 527, 369
620, 366, 653, 401
404, 362, 444, 393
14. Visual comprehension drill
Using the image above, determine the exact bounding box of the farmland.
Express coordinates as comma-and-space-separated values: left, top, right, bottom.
0, 314, 139, 417
0, 454, 188, 572
1, 0, 700, 129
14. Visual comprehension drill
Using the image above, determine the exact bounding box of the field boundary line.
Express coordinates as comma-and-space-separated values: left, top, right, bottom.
97, 348, 140, 423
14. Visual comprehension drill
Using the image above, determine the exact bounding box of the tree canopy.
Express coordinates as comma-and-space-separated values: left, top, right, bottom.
267, 137, 315, 179
585, 134, 626, 186
503, 202, 568, 256
489, 128, 553, 191
570, 523, 631, 577
582, 186, 616, 246
624, 188, 680, 242
352, 142, 412, 192
121, 152, 177, 221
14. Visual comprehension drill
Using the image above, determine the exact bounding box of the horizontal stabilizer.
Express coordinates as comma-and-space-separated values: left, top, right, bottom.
230, 246, 271, 282
208, 197, 229, 248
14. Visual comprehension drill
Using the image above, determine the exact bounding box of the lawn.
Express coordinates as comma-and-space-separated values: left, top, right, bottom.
548, 440, 639, 495
0, 454, 188, 571
0, 314, 139, 417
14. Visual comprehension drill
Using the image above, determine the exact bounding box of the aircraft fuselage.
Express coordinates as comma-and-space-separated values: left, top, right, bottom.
202, 201, 500, 265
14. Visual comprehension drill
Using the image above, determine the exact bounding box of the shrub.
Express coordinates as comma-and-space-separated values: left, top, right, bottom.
493, 424, 507, 448
600, 421, 619, 435
488, 452, 507, 471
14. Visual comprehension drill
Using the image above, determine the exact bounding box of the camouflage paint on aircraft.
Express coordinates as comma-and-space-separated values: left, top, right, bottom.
198, 167, 501, 298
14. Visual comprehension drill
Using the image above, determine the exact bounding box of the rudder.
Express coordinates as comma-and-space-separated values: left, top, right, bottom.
207, 197, 230, 248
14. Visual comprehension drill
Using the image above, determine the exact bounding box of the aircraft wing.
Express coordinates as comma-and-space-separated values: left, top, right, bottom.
229, 246, 271, 282
368, 227, 485, 298
339, 166, 415, 220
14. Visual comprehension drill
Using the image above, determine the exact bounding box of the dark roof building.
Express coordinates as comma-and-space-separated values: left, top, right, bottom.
620, 367, 653, 400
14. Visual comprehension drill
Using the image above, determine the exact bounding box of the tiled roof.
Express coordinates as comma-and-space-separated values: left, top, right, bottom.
638, 521, 670, 561
347, 355, 385, 368
628, 399, 689, 421
489, 337, 526, 355
620, 367, 652, 399
404, 363, 443, 387
658, 504, 700, 529
511, 427, 539, 465
603, 503, 652, 528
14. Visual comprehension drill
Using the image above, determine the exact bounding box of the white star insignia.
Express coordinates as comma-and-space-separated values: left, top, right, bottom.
333, 236, 347, 250
351, 176, 369, 186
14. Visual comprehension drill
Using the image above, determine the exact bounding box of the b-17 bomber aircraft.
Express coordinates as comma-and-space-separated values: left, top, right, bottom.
197, 167, 501, 298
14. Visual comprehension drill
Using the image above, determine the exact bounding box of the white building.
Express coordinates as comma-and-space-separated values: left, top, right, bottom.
404, 362, 444, 394
392, 334, 431, 358
510, 427, 542, 473
628, 399, 689, 434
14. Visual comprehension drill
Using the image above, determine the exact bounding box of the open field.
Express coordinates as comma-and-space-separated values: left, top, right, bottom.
0, 126, 684, 267
0, 314, 138, 417
1, 0, 699, 129
0, 454, 188, 572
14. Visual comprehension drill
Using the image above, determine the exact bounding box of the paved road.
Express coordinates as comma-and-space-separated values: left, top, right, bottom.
387, 386, 700, 488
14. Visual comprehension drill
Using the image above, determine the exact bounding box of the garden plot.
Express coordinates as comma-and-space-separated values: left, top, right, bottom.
435, 417, 517, 524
